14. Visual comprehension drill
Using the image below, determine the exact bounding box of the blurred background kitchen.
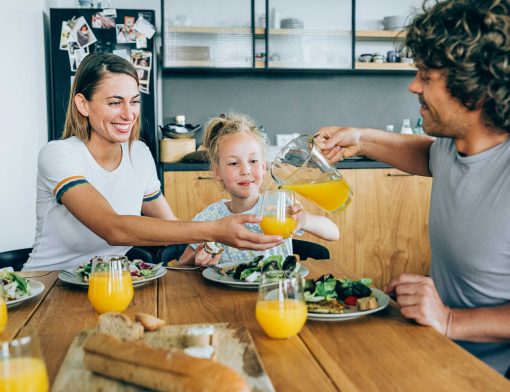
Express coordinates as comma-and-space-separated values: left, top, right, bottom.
1, 0, 421, 251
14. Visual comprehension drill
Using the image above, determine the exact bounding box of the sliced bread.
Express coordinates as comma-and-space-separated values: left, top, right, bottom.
96, 312, 144, 341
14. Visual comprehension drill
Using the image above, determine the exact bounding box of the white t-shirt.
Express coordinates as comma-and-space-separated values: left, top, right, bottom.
24, 137, 161, 271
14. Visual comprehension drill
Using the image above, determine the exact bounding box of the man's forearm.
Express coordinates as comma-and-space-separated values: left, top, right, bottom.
360, 128, 434, 177
448, 303, 510, 342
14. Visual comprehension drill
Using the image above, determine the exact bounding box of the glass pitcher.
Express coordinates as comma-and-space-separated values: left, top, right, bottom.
271, 135, 353, 214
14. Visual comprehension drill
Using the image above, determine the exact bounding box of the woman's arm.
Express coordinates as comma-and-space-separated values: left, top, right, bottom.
61, 183, 283, 249
142, 195, 177, 220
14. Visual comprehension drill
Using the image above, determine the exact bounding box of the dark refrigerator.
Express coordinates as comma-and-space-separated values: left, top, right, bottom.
48, 8, 159, 161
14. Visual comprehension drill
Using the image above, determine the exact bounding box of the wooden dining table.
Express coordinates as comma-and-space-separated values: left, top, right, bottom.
5, 261, 509, 392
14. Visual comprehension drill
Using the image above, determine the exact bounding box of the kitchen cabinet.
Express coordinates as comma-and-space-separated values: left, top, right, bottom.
164, 168, 432, 288
162, 0, 419, 72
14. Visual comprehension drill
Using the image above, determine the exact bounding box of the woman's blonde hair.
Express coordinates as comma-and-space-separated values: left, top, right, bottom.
62, 53, 141, 144
202, 113, 268, 166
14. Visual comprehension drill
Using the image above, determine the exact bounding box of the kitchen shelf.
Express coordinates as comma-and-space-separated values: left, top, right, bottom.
354, 62, 415, 71
356, 30, 406, 40
167, 26, 265, 34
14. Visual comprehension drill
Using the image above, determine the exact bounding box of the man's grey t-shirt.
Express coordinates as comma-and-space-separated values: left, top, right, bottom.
429, 137, 510, 375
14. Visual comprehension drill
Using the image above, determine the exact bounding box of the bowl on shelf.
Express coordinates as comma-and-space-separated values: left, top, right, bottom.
382, 15, 407, 31
159, 124, 201, 139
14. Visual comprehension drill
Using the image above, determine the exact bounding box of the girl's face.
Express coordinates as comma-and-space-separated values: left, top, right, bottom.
76, 73, 140, 145
214, 132, 266, 201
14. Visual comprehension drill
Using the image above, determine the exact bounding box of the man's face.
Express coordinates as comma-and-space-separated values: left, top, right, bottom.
409, 67, 471, 138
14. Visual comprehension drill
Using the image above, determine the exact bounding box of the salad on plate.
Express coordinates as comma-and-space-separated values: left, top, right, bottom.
214, 255, 301, 283
0, 267, 30, 301
75, 256, 163, 283
304, 274, 378, 314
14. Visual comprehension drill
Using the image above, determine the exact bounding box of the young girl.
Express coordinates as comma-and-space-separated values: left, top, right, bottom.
177, 113, 340, 267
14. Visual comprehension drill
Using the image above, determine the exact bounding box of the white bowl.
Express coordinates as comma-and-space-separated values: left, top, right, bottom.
382, 15, 407, 31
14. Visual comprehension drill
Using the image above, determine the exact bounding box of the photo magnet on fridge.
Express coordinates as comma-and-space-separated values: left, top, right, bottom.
70, 16, 97, 49
91, 12, 115, 29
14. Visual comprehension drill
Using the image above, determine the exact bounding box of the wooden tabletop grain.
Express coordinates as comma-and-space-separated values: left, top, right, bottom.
5, 263, 509, 392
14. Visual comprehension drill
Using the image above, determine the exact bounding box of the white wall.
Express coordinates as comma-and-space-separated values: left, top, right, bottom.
0, 0, 161, 251
0, 1, 48, 251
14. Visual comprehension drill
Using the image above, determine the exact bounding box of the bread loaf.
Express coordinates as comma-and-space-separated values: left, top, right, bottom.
96, 312, 144, 341
135, 313, 166, 331
83, 333, 250, 392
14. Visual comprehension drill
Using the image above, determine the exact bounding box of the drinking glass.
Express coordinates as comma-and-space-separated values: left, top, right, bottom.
259, 190, 297, 238
255, 270, 307, 339
87, 256, 134, 314
271, 135, 353, 214
0, 333, 49, 392
0, 297, 7, 334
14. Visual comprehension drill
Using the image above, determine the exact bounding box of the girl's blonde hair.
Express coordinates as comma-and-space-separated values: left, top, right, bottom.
202, 113, 268, 166
62, 53, 141, 145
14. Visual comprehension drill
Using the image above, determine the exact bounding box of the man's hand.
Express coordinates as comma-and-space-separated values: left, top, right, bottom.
314, 126, 364, 163
215, 214, 283, 250
385, 274, 451, 335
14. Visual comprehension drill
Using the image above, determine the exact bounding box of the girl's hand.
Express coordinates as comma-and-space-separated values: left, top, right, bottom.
290, 202, 306, 234
194, 243, 222, 266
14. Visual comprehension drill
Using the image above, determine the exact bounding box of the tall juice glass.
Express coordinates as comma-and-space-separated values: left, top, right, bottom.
0, 297, 7, 334
0, 333, 49, 392
88, 256, 134, 314
259, 190, 297, 238
256, 270, 307, 339
271, 135, 353, 214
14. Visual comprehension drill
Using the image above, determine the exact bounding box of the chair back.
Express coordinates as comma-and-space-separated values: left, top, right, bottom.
292, 239, 330, 260
157, 244, 188, 264
0, 248, 32, 271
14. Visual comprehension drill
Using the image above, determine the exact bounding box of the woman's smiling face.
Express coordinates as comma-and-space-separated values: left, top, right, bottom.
80, 73, 140, 145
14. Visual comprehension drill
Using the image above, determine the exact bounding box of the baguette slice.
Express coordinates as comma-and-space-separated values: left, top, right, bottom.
135, 313, 166, 331
96, 312, 144, 341
83, 333, 250, 392
183, 325, 218, 347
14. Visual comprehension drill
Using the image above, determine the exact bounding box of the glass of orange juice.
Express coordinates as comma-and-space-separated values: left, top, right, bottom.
0, 296, 7, 334
259, 190, 297, 238
88, 256, 134, 314
0, 333, 49, 392
271, 135, 353, 214
255, 270, 307, 339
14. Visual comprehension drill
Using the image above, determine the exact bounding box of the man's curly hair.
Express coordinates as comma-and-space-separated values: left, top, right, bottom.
405, 0, 510, 133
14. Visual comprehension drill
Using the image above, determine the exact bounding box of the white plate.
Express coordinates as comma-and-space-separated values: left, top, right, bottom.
58, 265, 167, 288
306, 288, 390, 321
202, 265, 310, 290
166, 265, 201, 271
7, 280, 45, 308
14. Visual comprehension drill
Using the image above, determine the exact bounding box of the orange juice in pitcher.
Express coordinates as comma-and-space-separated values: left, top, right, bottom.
271, 135, 353, 214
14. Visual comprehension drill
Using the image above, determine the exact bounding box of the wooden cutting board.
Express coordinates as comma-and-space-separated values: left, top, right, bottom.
52, 322, 274, 392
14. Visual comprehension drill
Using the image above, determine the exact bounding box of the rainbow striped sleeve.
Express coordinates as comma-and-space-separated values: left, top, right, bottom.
143, 189, 162, 203
53, 175, 88, 204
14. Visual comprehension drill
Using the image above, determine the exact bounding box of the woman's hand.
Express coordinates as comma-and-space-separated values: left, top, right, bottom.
214, 214, 283, 250
194, 243, 222, 266
314, 126, 363, 163
385, 274, 451, 335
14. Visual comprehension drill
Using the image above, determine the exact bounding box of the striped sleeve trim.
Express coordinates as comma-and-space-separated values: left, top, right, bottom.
53, 176, 88, 205
143, 189, 162, 202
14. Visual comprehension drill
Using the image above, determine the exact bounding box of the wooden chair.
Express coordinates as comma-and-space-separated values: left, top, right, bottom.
292, 239, 330, 260
0, 248, 32, 271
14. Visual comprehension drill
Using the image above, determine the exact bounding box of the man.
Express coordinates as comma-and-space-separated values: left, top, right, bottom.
316, 0, 510, 376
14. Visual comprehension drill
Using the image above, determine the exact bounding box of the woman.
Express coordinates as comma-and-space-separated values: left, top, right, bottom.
25, 53, 282, 271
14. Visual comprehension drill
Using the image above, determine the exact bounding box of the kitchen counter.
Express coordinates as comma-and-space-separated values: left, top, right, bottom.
162, 157, 391, 171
